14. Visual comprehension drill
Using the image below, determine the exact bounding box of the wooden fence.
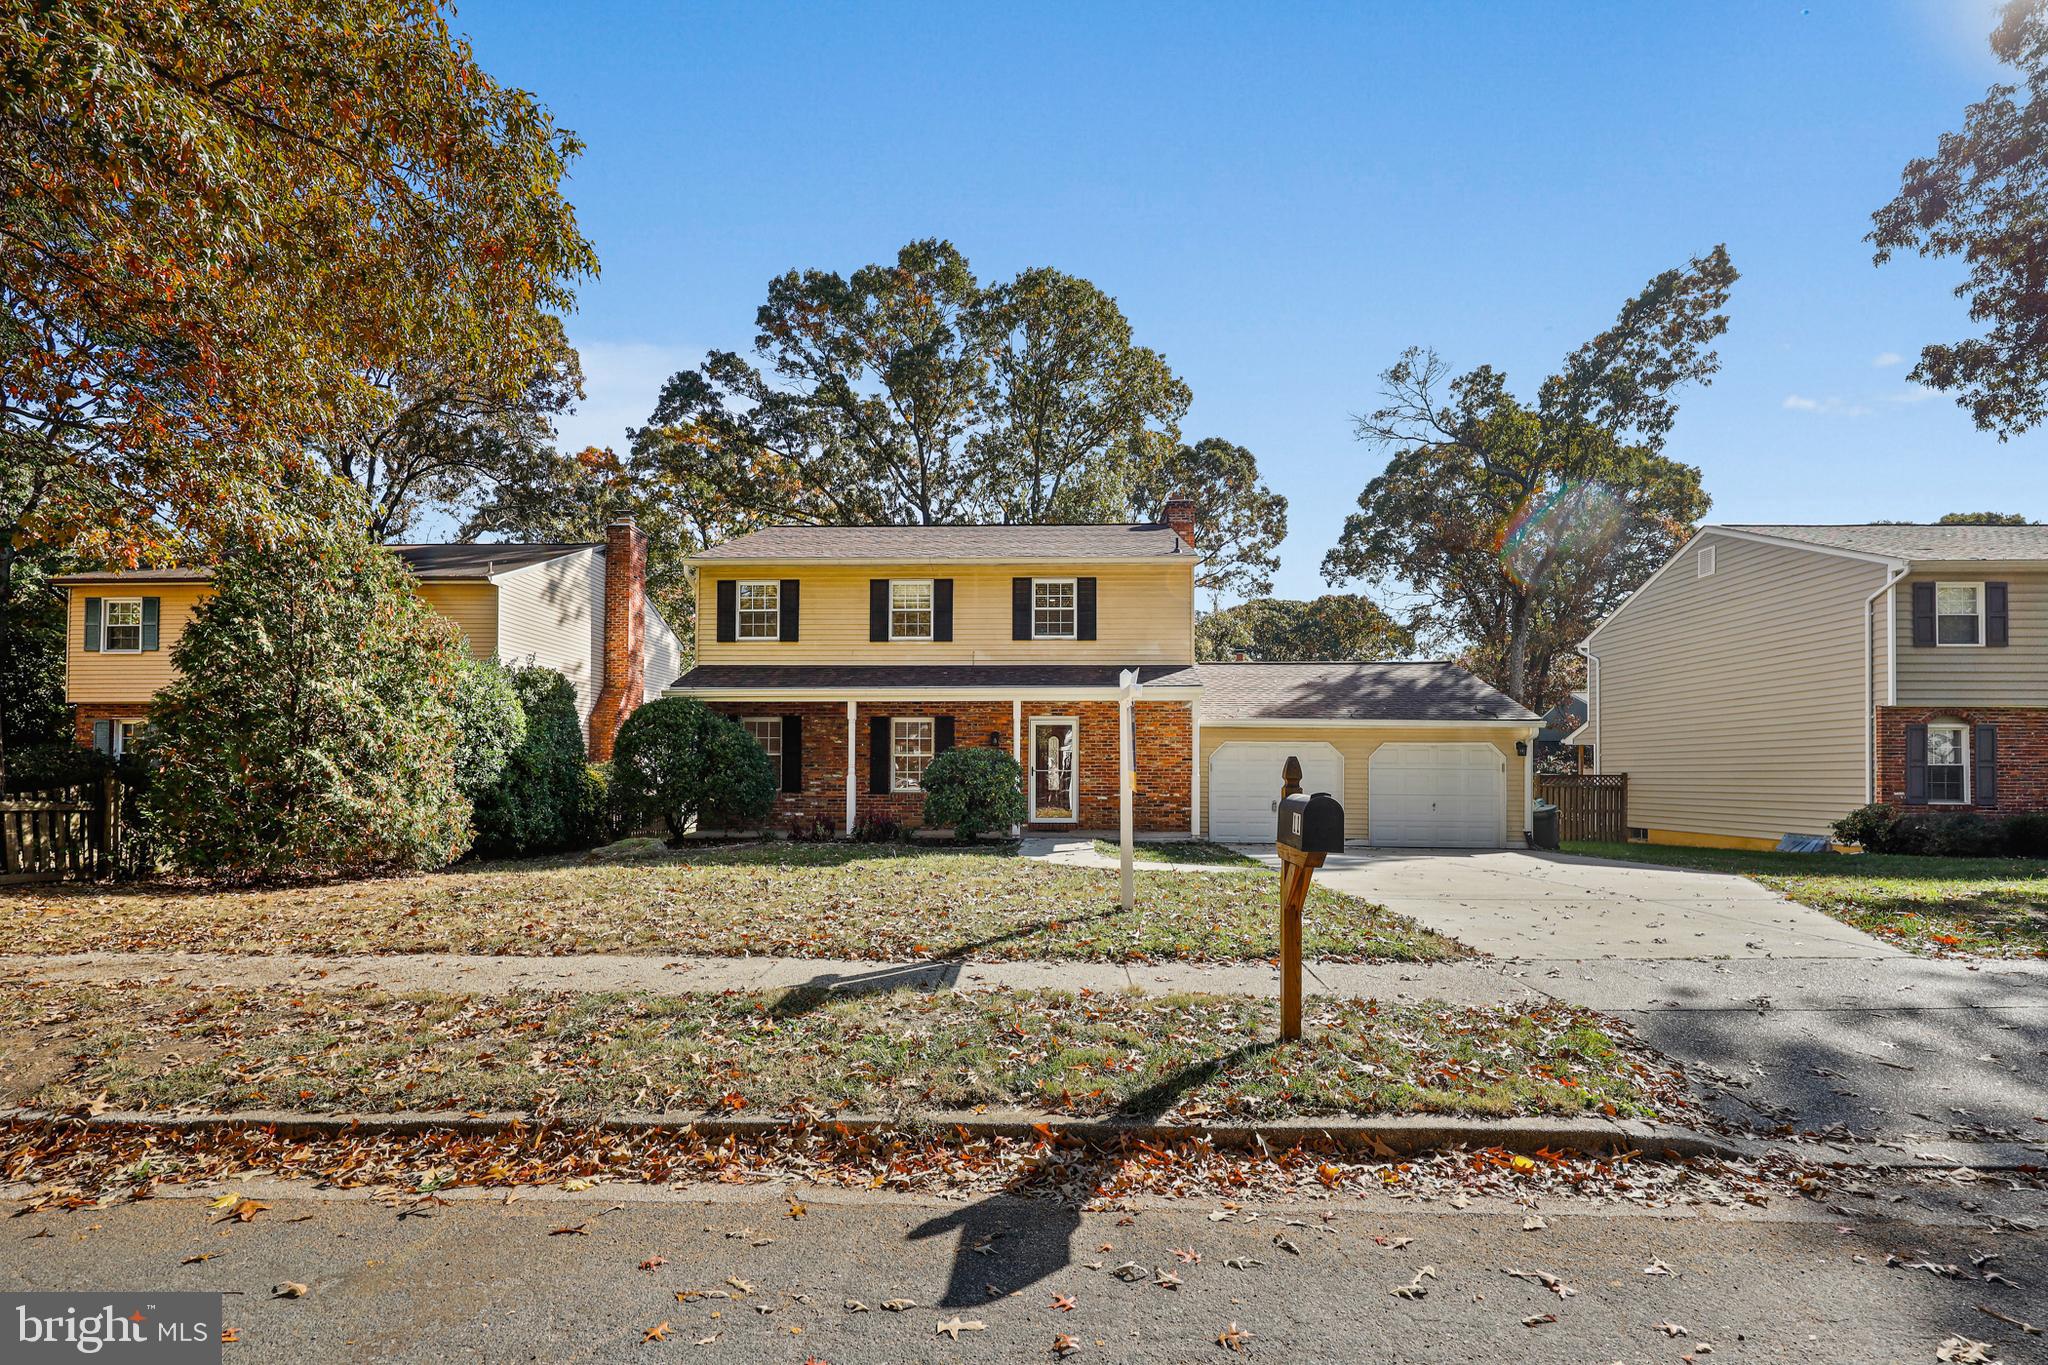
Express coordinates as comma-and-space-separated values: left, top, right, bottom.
1535, 773, 1629, 844
1, 777, 122, 884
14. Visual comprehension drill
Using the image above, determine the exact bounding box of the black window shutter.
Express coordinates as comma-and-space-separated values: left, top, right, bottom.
83, 597, 102, 652
1974, 724, 1998, 807
1076, 577, 1098, 640
715, 580, 737, 643
1904, 723, 1928, 802
1911, 582, 1936, 647
868, 715, 891, 794
935, 715, 955, 754
780, 579, 800, 641
1986, 582, 2009, 646
870, 579, 890, 642
140, 596, 160, 651
933, 579, 954, 641
1012, 577, 1032, 640
781, 714, 803, 793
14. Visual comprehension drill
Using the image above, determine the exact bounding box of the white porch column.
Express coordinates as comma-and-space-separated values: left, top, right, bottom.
1011, 698, 1023, 838
844, 700, 857, 836
1189, 706, 1201, 839
1117, 669, 1140, 912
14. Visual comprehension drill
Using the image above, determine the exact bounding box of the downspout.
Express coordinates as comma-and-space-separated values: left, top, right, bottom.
1863, 564, 1909, 804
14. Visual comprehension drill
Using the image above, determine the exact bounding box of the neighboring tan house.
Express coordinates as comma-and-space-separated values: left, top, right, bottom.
1534, 690, 1591, 771
671, 501, 1542, 844
58, 522, 683, 761
1582, 523, 2048, 850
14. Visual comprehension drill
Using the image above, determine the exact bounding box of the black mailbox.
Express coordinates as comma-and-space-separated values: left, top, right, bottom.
1277, 791, 1345, 854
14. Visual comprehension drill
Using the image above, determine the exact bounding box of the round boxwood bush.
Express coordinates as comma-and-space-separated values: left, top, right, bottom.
610, 698, 775, 838
920, 745, 1026, 840
448, 655, 526, 797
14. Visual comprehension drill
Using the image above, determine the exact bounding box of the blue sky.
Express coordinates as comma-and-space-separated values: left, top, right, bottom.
457, 0, 2041, 602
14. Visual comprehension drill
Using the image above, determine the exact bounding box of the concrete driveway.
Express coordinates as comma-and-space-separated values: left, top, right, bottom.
1239, 846, 1898, 961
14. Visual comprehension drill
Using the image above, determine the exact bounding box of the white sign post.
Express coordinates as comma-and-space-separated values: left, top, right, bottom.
1117, 668, 1143, 912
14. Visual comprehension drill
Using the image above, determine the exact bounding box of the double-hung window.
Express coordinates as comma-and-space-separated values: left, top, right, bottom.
891, 718, 934, 792
890, 580, 934, 640
1926, 724, 1968, 803
1935, 583, 1983, 646
102, 598, 144, 653
742, 717, 782, 763
737, 581, 781, 640
1032, 578, 1076, 639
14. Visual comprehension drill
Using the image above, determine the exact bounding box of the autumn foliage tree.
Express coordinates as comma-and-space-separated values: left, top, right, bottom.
0, 0, 595, 779
1323, 248, 1734, 711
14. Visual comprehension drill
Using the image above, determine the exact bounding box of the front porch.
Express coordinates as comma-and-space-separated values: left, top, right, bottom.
692, 694, 1196, 836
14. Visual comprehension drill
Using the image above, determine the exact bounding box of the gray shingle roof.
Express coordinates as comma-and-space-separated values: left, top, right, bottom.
54, 542, 596, 585
670, 664, 1203, 692
690, 523, 1194, 563
1721, 524, 2048, 562
1194, 662, 1539, 723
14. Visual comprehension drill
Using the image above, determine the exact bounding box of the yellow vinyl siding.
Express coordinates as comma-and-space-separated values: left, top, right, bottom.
1893, 571, 2048, 706
693, 562, 1196, 667
1587, 533, 1891, 843
64, 583, 208, 704
413, 582, 498, 659
1197, 724, 1528, 842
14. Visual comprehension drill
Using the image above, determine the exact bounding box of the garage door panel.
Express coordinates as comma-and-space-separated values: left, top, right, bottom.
1207, 742, 1342, 842
1368, 742, 1505, 848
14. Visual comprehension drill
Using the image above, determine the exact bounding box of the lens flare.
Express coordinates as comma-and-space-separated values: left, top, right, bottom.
1496, 481, 1625, 589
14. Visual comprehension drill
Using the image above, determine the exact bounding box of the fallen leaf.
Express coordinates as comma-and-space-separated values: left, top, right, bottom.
1656, 1322, 1689, 1338
642, 1321, 670, 1343
1521, 1312, 1557, 1327
787, 1196, 807, 1219
640, 1256, 668, 1271
1050, 1294, 1076, 1312
844, 1300, 869, 1313
1223, 1257, 1264, 1270
1171, 1247, 1201, 1265
1976, 1304, 2040, 1335
1502, 1268, 1576, 1299
935, 1315, 986, 1340
1153, 1269, 1182, 1290
220, 1328, 239, 1344
1936, 1338, 1998, 1364
725, 1277, 754, 1296
881, 1298, 917, 1311
1053, 1333, 1080, 1357
180, 1253, 218, 1265
1644, 1258, 1674, 1277
1390, 1266, 1438, 1300
1218, 1321, 1253, 1352
273, 1282, 308, 1299
692, 1334, 719, 1347
1522, 1215, 1546, 1231
549, 1223, 588, 1237
1272, 1235, 1301, 1255
1110, 1262, 1146, 1282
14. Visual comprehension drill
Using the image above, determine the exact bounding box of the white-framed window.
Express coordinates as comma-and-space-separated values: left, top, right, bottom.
742, 716, 782, 763
1697, 545, 1716, 578
1032, 578, 1076, 638
1927, 723, 1969, 803
102, 598, 144, 653
890, 579, 934, 640
1935, 582, 1984, 646
737, 581, 781, 640
891, 717, 934, 793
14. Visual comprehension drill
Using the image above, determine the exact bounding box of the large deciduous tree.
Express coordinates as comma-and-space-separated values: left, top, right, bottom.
1323, 247, 1733, 711
1196, 594, 1415, 663
1136, 438, 1288, 601
1870, 0, 2048, 438
1, 0, 595, 779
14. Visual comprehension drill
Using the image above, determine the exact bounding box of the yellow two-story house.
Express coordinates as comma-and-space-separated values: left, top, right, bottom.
59, 523, 684, 762
672, 502, 1540, 843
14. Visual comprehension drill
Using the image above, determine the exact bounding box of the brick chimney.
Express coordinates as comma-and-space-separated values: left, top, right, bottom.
1163, 497, 1197, 549
588, 519, 647, 761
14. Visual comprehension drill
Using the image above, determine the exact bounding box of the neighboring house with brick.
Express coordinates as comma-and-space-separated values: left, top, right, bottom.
58, 522, 682, 761
671, 502, 1542, 844
1581, 523, 2048, 850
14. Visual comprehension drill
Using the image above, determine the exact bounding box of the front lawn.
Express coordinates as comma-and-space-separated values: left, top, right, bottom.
0, 979, 1683, 1124
1093, 839, 1263, 867
1563, 841, 2048, 959
0, 842, 1465, 964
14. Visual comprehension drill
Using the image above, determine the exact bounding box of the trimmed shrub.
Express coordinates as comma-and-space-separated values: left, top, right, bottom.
920, 746, 1026, 840
1831, 803, 1898, 852
2001, 812, 2048, 858
610, 698, 775, 838
3, 741, 111, 793
573, 761, 625, 846
1927, 812, 2002, 858
144, 526, 472, 880
448, 656, 525, 796
471, 666, 587, 856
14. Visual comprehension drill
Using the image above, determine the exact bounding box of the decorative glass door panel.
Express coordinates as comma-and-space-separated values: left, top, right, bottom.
1030, 718, 1078, 822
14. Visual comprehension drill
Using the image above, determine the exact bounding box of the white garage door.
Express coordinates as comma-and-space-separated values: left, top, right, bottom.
1368, 743, 1506, 848
1207, 742, 1344, 843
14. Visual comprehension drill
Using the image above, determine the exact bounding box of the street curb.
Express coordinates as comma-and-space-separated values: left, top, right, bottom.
0, 1106, 1754, 1162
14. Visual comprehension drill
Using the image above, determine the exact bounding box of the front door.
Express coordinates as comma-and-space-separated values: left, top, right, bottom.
1029, 717, 1079, 823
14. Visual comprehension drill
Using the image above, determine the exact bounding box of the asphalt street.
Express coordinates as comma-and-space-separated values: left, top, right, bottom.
6, 1180, 2045, 1363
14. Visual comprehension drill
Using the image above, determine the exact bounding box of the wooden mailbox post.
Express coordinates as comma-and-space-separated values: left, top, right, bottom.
1274, 755, 1345, 1042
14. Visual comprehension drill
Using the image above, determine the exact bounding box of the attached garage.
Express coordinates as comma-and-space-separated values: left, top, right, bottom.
1194, 662, 1540, 848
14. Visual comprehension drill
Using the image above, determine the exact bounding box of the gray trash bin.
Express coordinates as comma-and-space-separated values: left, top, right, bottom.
1531, 800, 1560, 850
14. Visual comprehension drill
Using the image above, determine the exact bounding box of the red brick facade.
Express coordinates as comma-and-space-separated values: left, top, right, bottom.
587, 520, 648, 762
1875, 705, 2048, 813
72, 703, 150, 748
705, 698, 1193, 834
